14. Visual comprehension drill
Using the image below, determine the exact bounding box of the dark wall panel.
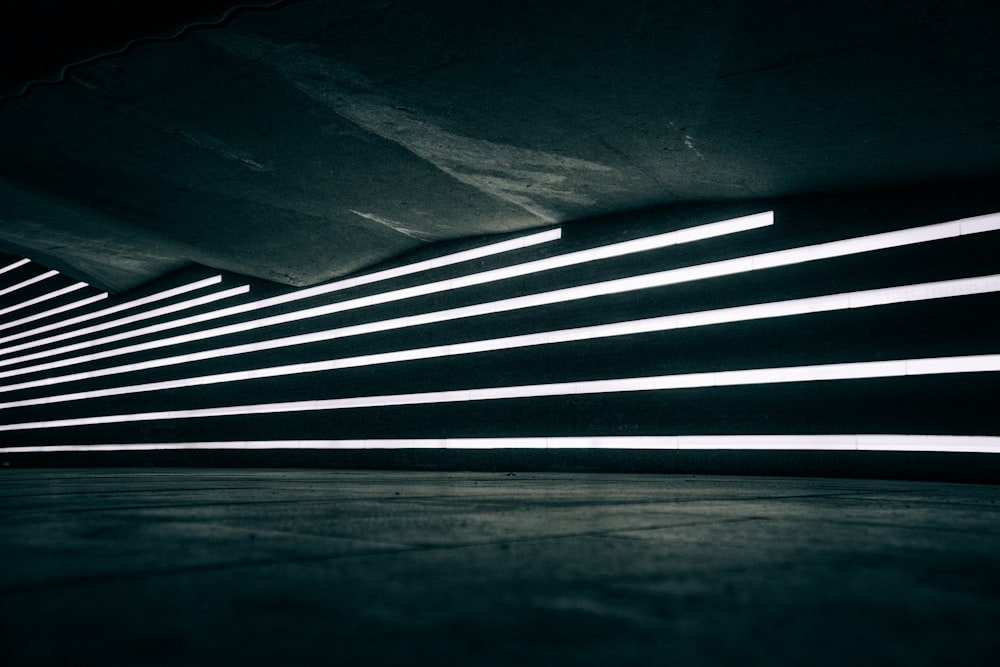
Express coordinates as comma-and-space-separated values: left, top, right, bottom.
2, 184, 1000, 464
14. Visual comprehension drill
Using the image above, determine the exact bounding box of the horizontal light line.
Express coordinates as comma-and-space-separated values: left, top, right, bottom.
0, 270, 58, 298
0, 285, 250, 375
435, 212, 772, 285
268, 227, 563, 304
0, 258, 31, 276
15, 208, 981, 388
0, 276, 227, 358
0, 293, 109, 335
0, 228, 559, 378
0, 214, 768, 383
0, 282, 89, 318
1, 211, 995, 394
201, 214, 755, 316
3, 435, 999, 454
2, 354, 998, 433
5, 273, 997, 408
0, 276, 222, 351
854, 435, 1000, 453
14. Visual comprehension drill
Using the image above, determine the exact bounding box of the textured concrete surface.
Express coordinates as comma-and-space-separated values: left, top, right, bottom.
2, 0, 999, 290
2, 469, 998, 665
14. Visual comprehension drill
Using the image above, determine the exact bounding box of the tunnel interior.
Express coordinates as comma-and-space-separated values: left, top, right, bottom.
2, 2, 1000, 665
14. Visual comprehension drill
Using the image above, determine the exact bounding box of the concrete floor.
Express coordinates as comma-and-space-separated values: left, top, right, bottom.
2, 468, 999, 666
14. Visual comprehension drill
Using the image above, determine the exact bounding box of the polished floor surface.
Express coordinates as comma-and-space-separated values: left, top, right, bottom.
2, 468, 999, 666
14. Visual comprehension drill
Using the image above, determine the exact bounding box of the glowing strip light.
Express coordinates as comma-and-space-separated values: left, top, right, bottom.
0, 282, 89, 319
0, 269, 58, 298
0, 258, 31, 276
2, 435, 999, 454
147, 215, 748, 321
0, 293, 109, 335
417, 212, 772, 285
0, 228, 560, 375
4, 273, 997, 407
0, 276, 228, 358
0, 285, 250, 372
270, 227, 563, 302
2, 228, 558, 354
9, 208, 986, 384
0, 276, 222, 350
1, 353, 998, 433
1, 210, 996, 389
0, 214, 769, 381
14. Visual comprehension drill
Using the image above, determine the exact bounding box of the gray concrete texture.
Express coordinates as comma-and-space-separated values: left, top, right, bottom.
2, 468, 999, 665
2, 0, 999, 291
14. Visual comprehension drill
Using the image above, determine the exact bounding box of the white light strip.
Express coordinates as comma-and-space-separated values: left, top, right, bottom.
1, 210, 996, 391
0, 269, 58, 298
853, 435, 1000, 453
0, 282, 89, 318
0, 214, 768, 382
4, 273, 997, 408
0, 276, 227, 358
0, 285, 250, 373
0, 258, 31, 276
426, 212, 772, 286
1, 353, 998, 433
0, 228, 559, 376
267, 227, 563, 304
0, 293, 109, 335
0, 276, 222, 350
2, 435, 999, 454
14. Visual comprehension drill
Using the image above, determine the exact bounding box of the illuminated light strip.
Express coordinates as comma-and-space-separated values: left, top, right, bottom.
264, 227, 563, 304
0, 269, 58, 298
2, 435, 999, 454
0, 282, 89, 319
0, 285, 250, 371
0, 276, 222, 350
1, 209, 996, 387
1, 354, 998, 433
141, 216, 744, 319
853, 435, 1000, 453
4, 273, 998, 407
0, 276, 228, 357
419, 212, 773, 285
0, 258, 31, 275
0, 293, 109, 335
0, 214, 770, 381
0, 228, 560, 374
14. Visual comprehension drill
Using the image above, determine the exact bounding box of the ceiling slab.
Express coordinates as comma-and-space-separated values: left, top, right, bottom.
1, 0, 998, 291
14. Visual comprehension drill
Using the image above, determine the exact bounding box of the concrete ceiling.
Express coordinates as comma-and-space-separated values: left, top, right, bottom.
1, 0, 998, 292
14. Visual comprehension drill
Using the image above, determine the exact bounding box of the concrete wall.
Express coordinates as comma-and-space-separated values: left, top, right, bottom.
2, 181, 1000, 477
